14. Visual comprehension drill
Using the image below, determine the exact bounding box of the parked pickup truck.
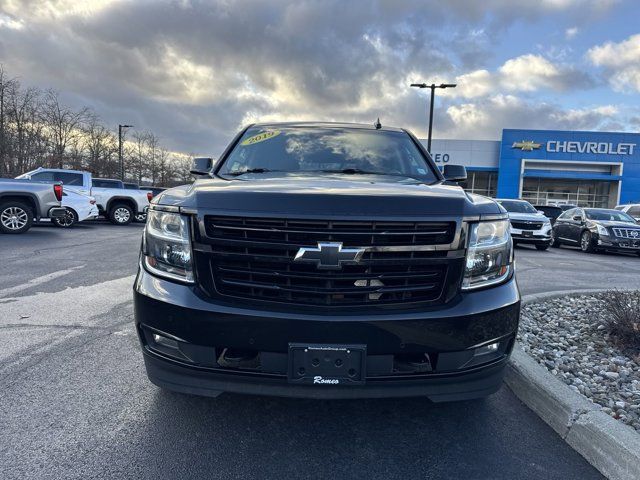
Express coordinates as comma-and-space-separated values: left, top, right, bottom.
0, 178, 66, 233
16, 168, 151, 225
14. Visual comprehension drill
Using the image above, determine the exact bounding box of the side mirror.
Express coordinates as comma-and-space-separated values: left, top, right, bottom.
190, 157, 213, 176
442, 164, 467, 182
572, 215, 583, 222
537, 210, 545, 215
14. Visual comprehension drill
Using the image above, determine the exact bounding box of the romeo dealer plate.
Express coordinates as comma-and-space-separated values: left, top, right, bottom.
288, 343, 366, 386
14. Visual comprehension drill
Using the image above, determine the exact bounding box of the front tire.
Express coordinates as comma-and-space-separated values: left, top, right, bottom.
580, 231, 595, 253
0, 200, 34, 234
109, 203, 133, 225
52, 208, 78, 228
550, 230, 561, 248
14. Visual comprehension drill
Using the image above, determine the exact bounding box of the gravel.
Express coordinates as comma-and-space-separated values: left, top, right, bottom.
518, 293, 640, 433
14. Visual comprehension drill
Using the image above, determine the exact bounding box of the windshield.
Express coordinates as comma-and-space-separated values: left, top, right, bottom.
218, 126, 438, 182
498, 200, 537, 214
585, 209, 636, 223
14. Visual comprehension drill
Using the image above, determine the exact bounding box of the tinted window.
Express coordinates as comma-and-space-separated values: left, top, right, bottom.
123, 183, 139, 190
558, 208, 577, 220
219, 127, 438, 182
559, 204, 577, 211
535, 206, 562, 218
585, 209, 636, 223
92, 179, 122, 188
628, 206, 640, 216
30, 172, 56, 182
498, 200, 537, 213
53, 172, 84, 186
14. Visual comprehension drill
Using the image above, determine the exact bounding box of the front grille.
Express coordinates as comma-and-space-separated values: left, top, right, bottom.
612, 227, 640, 239
196, 215, 459, 307
510, 220, 543, 230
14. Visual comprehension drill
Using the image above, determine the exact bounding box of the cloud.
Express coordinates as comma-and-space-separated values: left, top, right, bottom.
439, 54, 594, 99
0, 0, 623, 153
565, 26, 579, 39
587, 33, 640, 92
442, 95, 621, 139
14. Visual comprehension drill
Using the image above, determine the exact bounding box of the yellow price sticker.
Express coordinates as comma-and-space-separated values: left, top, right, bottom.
240, 130, 281, 146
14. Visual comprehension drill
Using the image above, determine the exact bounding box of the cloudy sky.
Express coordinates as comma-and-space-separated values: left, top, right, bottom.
1, 0, 639, 156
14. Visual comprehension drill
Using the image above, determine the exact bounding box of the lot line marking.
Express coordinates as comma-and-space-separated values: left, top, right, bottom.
0, 265, 85, 299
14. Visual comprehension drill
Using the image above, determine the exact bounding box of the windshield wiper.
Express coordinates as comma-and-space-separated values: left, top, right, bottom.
226, 168, 275, 177
320, 168, 384, 175
318, 168, 427, 182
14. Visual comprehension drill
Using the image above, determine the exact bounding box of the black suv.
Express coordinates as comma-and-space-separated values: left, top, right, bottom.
134, 122, 520, 401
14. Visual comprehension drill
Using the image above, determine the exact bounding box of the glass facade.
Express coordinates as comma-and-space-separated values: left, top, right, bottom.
521, 178, 614, 208
459, 171, 497, 197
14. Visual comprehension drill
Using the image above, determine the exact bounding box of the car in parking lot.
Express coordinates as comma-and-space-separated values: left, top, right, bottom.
134, 122, 521, 402
50, 189, 99, 228
551, 207, 640, 255
17, 168, 151, 225
533, 204, 563, 225
496, 199, 552, 250
614, 204, 640, 222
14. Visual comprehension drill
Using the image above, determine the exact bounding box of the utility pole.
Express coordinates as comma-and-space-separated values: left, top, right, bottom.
118, 124, 133, 181
410, 83, 456, 152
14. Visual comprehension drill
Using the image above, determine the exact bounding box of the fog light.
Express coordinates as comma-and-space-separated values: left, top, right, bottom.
152, 333, 179, 349
474, 342, 500, 356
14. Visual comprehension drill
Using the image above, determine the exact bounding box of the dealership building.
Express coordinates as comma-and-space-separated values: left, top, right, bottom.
428, 129, 640, 208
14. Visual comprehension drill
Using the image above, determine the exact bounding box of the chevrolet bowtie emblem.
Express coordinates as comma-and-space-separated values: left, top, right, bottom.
294, 242, 365, 270
512, 140, 541, 151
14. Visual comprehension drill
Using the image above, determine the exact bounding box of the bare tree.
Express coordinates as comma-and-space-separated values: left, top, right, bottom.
0, 66, 19, 176
41, 89, 90, 168
8, 85, 43, 175
146, 132, 160, 185
84, 113, 117, 176
0, 66, 190, 185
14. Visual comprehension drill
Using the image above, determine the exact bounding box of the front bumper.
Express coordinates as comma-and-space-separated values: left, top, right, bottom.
597, 235, 640, 252
133, 267, 521, 401
511, 226, 552, 245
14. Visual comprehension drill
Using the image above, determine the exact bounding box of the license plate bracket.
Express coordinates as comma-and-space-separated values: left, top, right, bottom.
288, 343, 366, 386
522, 230, 533, 237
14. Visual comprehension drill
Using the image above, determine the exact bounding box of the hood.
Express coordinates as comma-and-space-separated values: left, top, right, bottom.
505, 211, 548, 222
155, 173, 502, 218
591, 219, 640, 228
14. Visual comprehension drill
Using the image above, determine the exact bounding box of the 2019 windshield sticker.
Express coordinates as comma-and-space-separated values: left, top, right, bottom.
240, 130, 281, 146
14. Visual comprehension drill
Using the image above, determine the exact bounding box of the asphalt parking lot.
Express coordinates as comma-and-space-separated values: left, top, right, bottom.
4, 223, 640, 479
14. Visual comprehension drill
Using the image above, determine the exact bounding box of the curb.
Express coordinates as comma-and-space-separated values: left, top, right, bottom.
504, 290, 640, 480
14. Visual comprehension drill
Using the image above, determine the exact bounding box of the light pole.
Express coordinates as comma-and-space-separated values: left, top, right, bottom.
410, 83, 456, 152
118, 124, 133, 181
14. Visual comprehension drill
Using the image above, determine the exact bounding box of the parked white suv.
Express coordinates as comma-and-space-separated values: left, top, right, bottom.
614, 204, 640, 222
496, 199, 552, 250
17, 168, 151, 225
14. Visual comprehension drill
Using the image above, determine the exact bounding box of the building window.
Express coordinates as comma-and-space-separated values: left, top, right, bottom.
459, 171, 497, 197
521, 178, 614, 208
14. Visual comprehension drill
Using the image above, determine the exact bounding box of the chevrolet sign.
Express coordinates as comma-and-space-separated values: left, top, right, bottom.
547, 141, 636, 155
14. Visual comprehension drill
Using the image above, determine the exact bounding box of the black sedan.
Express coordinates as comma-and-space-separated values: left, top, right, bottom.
551, 207, 640, 255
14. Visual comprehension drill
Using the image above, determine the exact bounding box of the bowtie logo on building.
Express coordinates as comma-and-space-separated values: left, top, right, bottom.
512, 140, 542, 151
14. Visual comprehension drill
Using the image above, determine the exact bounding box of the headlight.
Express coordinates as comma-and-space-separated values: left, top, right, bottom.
595, 224, 608, 236
143, 209, 193, 283
462, 220, 512, 290
543, 219, 551, 227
